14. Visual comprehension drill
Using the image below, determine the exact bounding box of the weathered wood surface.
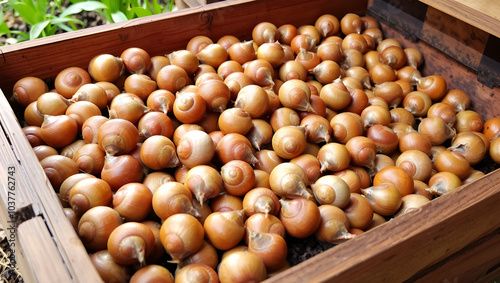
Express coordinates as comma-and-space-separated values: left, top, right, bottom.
419, 0, 500, 38
409, 228, 500, 282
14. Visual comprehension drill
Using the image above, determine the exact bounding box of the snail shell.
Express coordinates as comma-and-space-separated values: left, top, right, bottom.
152, 182, 199, 220
312, 175, 351, 208
177, 130, 215, 168
184, 165, 223, 205
160, 213, 205, 262
314, 204, 354, 243
221, 160, 256, 196
107, 222, 155, 266
78, 206, 122, 251
361, 183, 402, 216
279, 198, 320, 238
204, 210, 246, 250
140, 135, 179, 170
242, 187, 281, 216
216, 133, 259, 165
269, 162, 311, 199
272, 126, 307, 159
278, 79, 315, 113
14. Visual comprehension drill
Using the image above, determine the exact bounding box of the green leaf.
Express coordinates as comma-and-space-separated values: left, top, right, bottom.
45, 24, 58, 36
0, 21, 12, 35
29, 20, 50, 39
60, 1, 109, 17
55, 23, 77, 33
106, 0, 121, 14
51, 17, 85, 27
111, 11, 128, 22
35, 0, 49, 18
130, 7, 152, 18
0, 10, 8, 32
9, 3, 39, 25
152, 0, 162, 14
165, 0, 175, 12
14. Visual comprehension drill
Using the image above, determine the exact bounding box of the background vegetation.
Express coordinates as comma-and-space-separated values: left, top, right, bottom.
0, 0, 176, 45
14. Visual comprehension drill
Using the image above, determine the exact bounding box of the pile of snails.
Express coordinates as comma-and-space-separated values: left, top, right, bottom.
13, 11, 500, 283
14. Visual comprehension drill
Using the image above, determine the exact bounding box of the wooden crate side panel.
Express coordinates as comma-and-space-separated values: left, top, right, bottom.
0, 0, 368, 96
419, 0, 500, 39
17, 217, 74, 282
410, 228, 500, 282
421, 7, 489, 71
0, 123, 36, 283
0, 119, 37, 216
264, 170, 500, 282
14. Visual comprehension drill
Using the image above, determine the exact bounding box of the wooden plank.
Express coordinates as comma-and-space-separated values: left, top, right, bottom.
408, 228, 500, 282
0, 118, 38, 215
421, 6, 489, 71
17, 217, 73, 283
265, 170, 500, 282
367, 0, 428, 41
419, 0, 500, 38
0, 0, 368, 95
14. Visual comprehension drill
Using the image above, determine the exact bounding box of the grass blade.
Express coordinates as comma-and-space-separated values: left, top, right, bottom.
60, 1, 109, 18
29, 19, 49, 39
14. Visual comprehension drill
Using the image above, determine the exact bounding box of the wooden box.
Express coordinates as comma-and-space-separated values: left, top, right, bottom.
0, 0, 499, 282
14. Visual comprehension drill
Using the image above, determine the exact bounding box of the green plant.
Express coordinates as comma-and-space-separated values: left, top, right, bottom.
71, 0, 176, 23
1, 0, 108, 41
0, 0, 176, 45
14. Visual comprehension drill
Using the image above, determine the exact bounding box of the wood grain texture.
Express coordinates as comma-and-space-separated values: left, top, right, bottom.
419, 0, 500, 38
410, 228, 500, 282
17, 217, 73, 283
421, 6, 489, 70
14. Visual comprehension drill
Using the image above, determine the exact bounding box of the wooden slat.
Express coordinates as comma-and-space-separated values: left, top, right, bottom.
17, 217, 73, 282
0, 119, 38, 213
0, 127, 36, 283
265, 170, 500, 282
419, 0, 500, 38
421, 6, 489, 71
409, 228, 500, 282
